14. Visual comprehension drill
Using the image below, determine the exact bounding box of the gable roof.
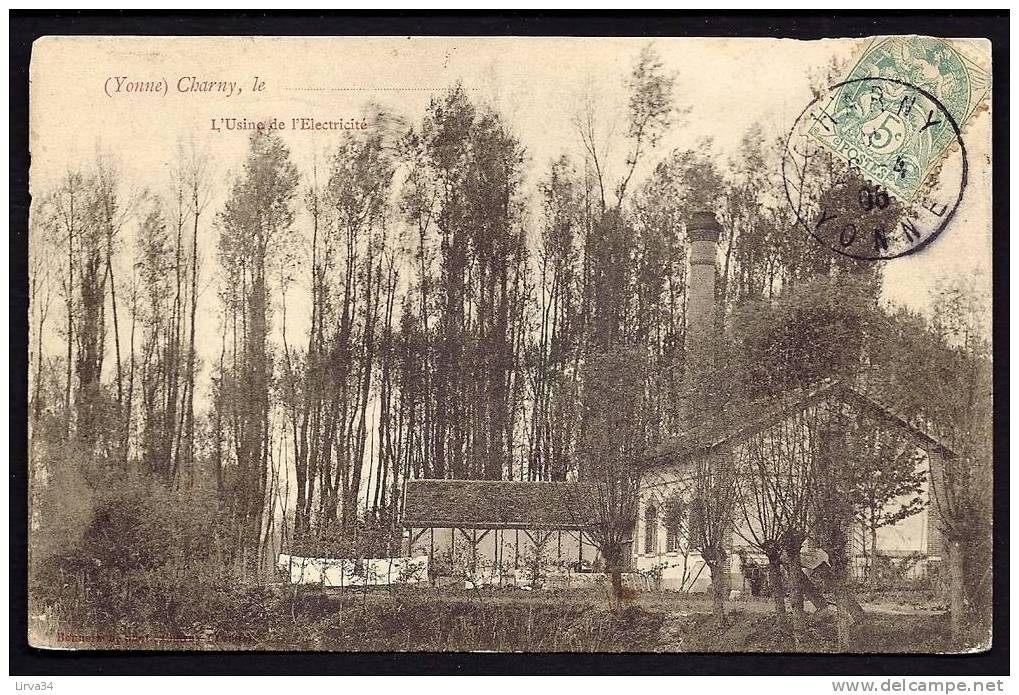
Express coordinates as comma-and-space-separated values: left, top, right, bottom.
401, 479, 598, 530
647, 378, 957, 466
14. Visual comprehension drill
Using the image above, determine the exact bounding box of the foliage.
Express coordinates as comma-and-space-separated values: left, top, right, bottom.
216, 131, 300, 567
861, 552, 927, 591
520, 533, 554, 586
869, 277, 993, 642
32, 466, 230, 608
31, 581, 668, 652
289, 512, 401, 561
726, 272, 882, 400
661, 494, 687, 542
574, 346, 657, 609
636, 562, 663, 592
846, 427, 928, 582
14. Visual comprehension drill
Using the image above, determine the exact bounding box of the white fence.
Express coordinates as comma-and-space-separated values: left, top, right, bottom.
277, 554, 429, 587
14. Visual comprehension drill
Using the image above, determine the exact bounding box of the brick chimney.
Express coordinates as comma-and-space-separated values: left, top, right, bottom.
685, 211, 721, 370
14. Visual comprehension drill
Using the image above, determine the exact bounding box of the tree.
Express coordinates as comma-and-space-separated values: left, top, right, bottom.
721, 274, 884, 641
527, 156, 584, 481
615, 44, 680, 204
688, 447, 738, 622
75, 161, 122, 464
728, 273, 881, 401
846, 427, 927, 584
733, 407, 818, 633
811, 408, 867, 651
180, 142, 210, 489
867, 275, 992, 646
136, 196, 177, 481
45, 171, 87, 441
216, 130, 299, 571
320, 129, 395, 532
398, 85, 529, 481
574, 347, 656, 610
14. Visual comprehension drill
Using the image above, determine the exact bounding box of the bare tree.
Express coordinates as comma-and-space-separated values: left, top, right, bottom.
574, 347, 656, 610
689, 448, 739, 622
734, 408, 819, 633
182, 141, 211, 487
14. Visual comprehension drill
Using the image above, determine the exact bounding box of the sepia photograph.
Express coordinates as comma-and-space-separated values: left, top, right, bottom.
20, 25, 998, 663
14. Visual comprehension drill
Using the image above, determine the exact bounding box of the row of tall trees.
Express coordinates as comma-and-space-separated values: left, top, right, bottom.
30, 146, 209, 478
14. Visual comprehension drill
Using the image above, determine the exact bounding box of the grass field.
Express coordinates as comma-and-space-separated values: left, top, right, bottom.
31, 580, 962, 653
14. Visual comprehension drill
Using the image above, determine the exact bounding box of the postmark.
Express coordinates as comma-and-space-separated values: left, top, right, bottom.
818, 36, 989, 201
782, 37, 989, 261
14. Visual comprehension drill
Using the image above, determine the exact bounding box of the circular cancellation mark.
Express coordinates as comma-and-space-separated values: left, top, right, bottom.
782, 76, 968, 262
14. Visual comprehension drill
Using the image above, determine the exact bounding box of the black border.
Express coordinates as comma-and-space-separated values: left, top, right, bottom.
9, 10, 1009, 677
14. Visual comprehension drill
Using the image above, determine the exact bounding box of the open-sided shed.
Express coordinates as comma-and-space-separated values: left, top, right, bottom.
401, 479, 600, 581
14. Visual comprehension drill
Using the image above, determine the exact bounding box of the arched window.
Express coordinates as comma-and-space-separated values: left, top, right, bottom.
664, 496, 685, 553
644, 504, 658, 555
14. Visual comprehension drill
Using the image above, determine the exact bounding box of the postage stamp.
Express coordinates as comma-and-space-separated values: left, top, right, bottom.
782, 37, 990, 261
806, 36, 990, 202
783, 77, 967, 261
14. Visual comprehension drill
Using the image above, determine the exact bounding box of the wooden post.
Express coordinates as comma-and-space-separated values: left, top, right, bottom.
429, 528, 435, 585
496, 529, 502, 585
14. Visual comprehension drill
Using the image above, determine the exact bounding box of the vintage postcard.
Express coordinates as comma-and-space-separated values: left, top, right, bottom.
27, 34, 993, 654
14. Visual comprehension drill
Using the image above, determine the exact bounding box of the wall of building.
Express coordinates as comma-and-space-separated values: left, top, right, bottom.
635, 453, 935, 592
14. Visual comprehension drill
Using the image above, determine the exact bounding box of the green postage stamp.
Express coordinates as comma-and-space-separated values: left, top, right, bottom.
808, 36, 990, 201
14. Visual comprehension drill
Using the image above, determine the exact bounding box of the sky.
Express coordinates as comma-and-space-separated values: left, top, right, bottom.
29, 35, 994, 374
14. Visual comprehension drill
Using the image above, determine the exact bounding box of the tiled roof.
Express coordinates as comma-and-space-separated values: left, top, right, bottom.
648, 378, 958, 465
401, 479, 599, 530
839, 379, 958, 455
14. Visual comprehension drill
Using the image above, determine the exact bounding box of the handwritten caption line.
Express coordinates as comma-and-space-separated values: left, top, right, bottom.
283, 87, 479, 92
